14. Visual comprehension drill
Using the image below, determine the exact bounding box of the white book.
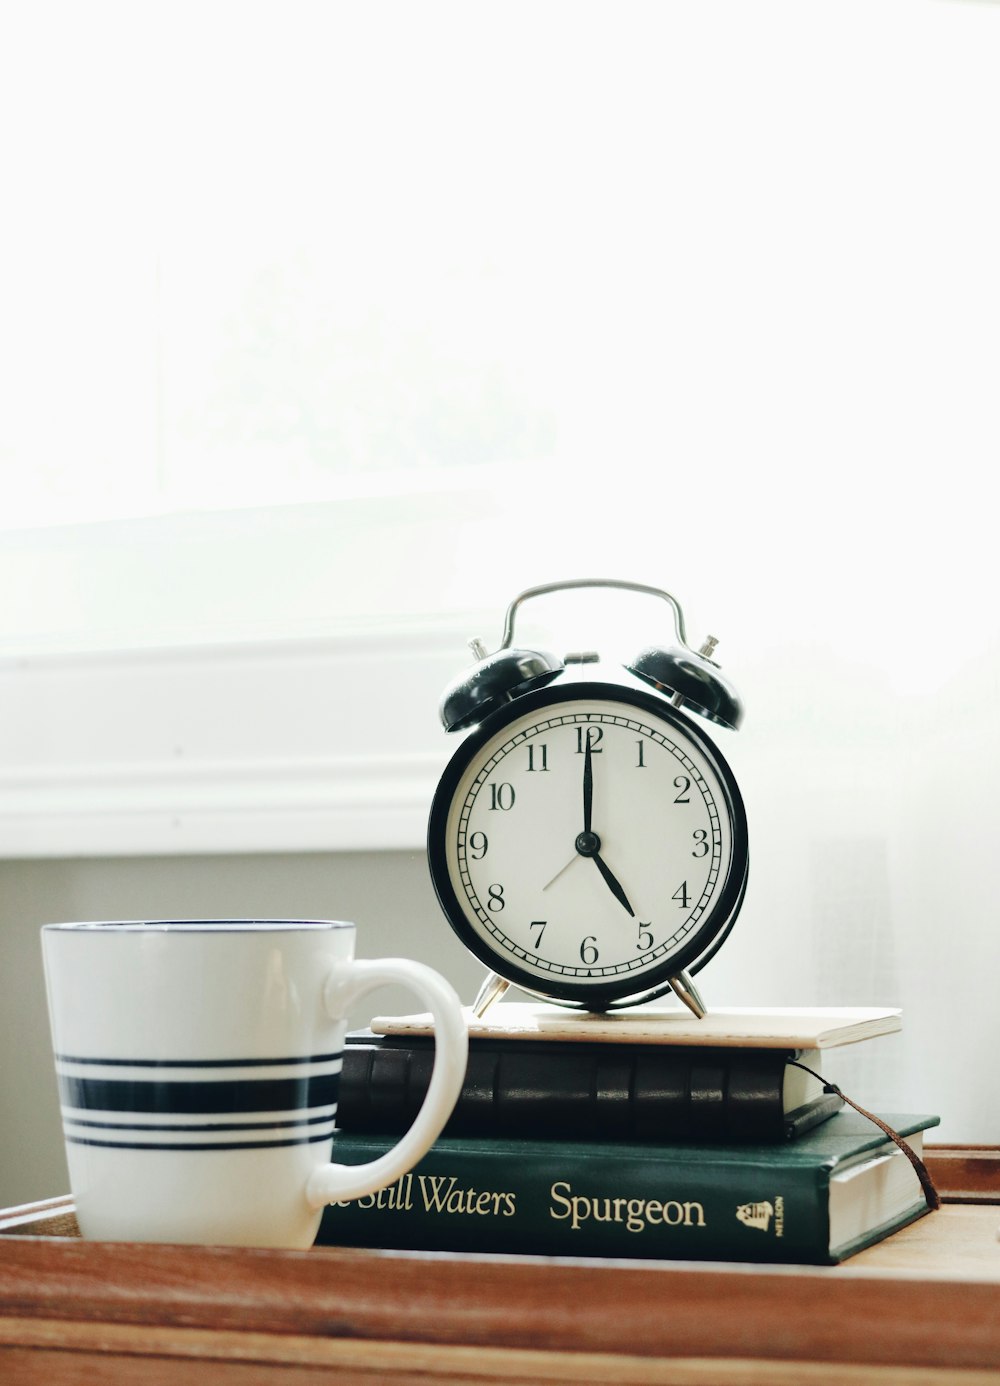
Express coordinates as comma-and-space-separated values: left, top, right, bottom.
372, 1003, 901, 1050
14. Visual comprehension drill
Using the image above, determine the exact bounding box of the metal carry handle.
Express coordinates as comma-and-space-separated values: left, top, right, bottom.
498, 578, 692, 654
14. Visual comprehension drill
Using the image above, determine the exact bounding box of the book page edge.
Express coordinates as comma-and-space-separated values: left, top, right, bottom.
369, 1005, 903, 1049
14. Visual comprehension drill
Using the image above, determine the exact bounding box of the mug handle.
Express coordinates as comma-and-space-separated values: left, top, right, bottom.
305, 958, 468, 1208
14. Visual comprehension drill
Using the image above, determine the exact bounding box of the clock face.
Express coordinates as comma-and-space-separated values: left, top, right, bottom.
428, 679, 748, 1006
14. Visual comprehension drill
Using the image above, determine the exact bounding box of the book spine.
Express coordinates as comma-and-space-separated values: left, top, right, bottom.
318, 1134, 832, 1264
338, 1045, 804, 1142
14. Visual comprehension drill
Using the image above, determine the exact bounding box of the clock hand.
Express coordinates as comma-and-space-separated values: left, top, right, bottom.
574, 828, 636, 917
546, 840, 635, 915
544, 731, 604, 892
591, 849, 636, 917
548, 730, 597, 892
542, 853, 579, 891
577, 729, 634, 915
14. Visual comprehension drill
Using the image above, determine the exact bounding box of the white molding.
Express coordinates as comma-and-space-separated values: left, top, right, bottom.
0, 751, 449, 857
0, 631, 466, 858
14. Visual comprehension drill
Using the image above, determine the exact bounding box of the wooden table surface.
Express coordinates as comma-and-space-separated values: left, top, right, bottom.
1, 1147, 997, 1385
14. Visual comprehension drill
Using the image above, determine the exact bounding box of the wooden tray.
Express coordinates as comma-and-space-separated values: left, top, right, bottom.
1, 1147, 998, 1385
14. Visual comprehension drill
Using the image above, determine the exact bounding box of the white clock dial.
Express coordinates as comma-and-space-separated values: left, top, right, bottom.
438, 693, 739, 995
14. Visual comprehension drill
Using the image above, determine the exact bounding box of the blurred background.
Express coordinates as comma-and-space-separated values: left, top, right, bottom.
2, 0, 998, 1207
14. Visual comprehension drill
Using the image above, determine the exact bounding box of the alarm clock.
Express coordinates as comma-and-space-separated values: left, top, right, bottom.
427, 579, 749, 1019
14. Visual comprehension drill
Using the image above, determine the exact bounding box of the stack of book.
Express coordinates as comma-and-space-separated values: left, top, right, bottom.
319, 1004, 939, 1265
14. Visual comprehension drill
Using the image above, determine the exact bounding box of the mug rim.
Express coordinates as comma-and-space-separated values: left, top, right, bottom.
41, 919, 355, 933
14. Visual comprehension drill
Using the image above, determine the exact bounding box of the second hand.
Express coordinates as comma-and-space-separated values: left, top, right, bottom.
543, 854, 579, 891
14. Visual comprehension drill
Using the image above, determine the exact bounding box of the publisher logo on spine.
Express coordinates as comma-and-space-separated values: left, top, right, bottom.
735, 1195, 784, 1235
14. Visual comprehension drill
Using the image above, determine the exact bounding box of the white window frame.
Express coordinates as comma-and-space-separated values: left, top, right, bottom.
0, 478, 515, 858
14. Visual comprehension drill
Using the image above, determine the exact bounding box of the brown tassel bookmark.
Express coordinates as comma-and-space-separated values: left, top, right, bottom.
789, 1063, 941, 1211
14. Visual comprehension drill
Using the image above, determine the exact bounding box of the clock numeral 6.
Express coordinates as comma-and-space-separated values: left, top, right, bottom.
580, 936, 599, 966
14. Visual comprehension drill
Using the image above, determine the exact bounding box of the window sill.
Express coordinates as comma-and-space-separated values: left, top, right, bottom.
0, 629, 467, 857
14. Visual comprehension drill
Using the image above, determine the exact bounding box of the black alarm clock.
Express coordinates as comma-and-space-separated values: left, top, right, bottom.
427, 579, 749, 1019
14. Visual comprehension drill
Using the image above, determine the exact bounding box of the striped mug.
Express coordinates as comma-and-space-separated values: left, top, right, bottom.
41, 920, 468, 1248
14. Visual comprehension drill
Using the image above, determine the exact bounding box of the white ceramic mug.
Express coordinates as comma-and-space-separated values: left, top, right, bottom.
41, 920, 468, 1248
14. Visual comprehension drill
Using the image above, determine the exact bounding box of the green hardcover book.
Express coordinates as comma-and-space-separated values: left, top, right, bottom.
318, 1110, 939, 1265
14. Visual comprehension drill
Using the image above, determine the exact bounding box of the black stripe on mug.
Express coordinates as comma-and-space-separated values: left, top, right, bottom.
63, 1129, 336, 1153
61, 1112, 336, 1133
57, 1071, 340, 1115
54, 1051, 343, 1069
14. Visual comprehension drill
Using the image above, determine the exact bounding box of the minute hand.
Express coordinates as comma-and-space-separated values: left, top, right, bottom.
580, 728, 634, 916
583, 729, 594, 833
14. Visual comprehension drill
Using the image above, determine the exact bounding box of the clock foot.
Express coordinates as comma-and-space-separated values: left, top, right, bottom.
471, 970, 510, 1018
668, 970, 707, 1019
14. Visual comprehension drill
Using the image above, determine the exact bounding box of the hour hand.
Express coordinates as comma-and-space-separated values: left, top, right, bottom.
592, 850, 635, 917
575, 829, 636, 917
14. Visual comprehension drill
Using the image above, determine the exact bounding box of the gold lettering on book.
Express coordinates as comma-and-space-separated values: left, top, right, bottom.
335, 1173, 416, 1211
335, 1173, 516, 1217
417, 1174, 516, 1217
549, 1182, 706, 1233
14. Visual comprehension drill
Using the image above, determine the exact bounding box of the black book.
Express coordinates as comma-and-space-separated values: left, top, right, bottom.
338, 1031, 843, 1143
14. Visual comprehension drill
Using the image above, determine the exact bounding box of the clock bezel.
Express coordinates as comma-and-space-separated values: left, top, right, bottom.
427, 677, 749, 1009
